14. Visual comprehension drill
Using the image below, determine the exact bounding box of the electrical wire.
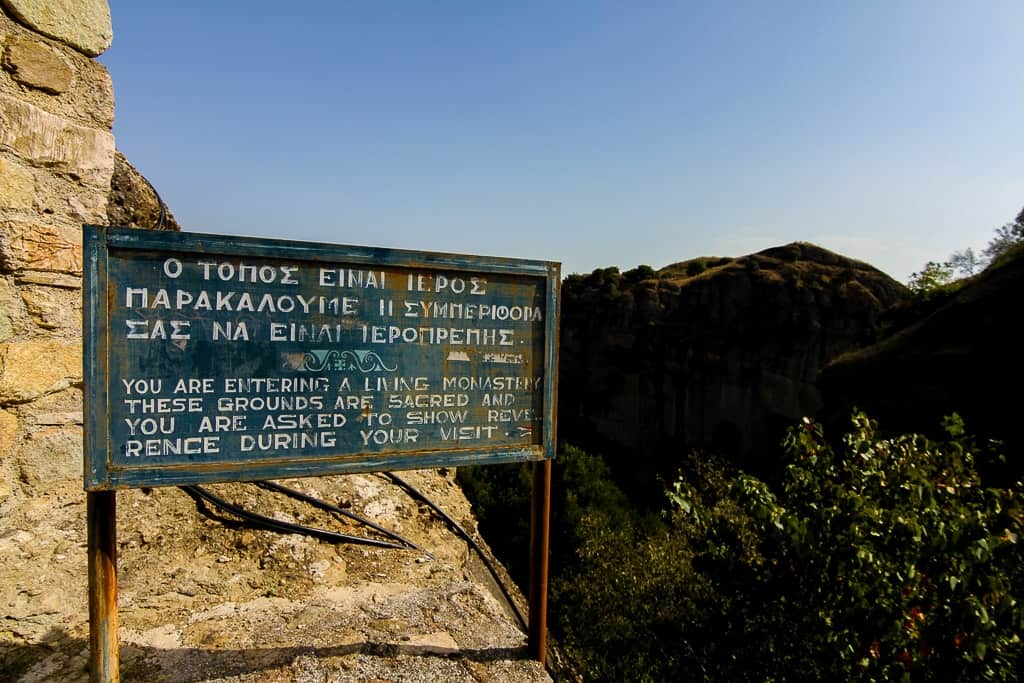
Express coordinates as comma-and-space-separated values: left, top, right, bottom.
183, 474, 528, 630
382, 472, 529, 632
256, 480, 429, 557
181, 484, 410, 551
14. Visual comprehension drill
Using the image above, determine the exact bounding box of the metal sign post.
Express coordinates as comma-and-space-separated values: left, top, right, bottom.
82, 225, 560, 676
528, 459, 552, 664
87, 491, 118, 682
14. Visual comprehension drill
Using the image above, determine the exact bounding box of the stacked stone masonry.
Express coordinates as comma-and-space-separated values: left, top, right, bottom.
0, 7, 555, 681
0, 0, 113, 507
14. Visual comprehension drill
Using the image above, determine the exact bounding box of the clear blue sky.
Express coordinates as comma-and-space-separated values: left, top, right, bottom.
102, 1, 1022, 281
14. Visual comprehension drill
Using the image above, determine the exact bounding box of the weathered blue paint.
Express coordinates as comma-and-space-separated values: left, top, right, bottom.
83, 225, 560, 490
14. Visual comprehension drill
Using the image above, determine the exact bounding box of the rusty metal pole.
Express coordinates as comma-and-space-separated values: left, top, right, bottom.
88, 490, 118, 683
528, 459, 552, 664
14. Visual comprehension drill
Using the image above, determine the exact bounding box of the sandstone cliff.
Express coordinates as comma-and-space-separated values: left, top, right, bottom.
559, 242, 908, 485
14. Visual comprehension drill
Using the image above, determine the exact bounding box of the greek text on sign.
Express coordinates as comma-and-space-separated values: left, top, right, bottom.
83, 226, 560, 490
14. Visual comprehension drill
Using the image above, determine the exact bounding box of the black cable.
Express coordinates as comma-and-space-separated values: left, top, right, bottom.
256, 480, 430, 557
184, 474, 527, 626
382, 472, 529, 632
183, 477, 541, 666
182, 484, 410, 551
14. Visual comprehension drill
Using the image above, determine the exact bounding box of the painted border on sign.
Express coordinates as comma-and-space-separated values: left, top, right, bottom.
83, 225, 560, 490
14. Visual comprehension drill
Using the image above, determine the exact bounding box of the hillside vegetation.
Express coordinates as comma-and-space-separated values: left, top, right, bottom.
463, 227, 1024, 680
558, 241, 907, 496
462, 412, 1024, 681
823, 241, 1024, 477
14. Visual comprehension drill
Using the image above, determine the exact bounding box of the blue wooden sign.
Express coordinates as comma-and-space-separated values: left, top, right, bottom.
83, 226, 560, 490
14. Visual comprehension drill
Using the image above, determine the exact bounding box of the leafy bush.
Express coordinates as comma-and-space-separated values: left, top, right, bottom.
686, 259, 707, 277
983, 208, 1024, 264
461, 415, 1024, 681
670, 413, 1024, 681
552, 514, 705, 681
624, 264, 658, 283
456, 443, 638, 585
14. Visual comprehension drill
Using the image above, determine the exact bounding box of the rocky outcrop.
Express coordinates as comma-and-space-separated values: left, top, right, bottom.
107, 150, 181, 231
0, 471, 551, 682
822, 244, 1024, 477
559, 242, 908, 484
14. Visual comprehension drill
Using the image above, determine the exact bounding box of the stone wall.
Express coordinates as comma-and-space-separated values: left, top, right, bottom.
0, 0, 114, 508
0, 7, 555, 680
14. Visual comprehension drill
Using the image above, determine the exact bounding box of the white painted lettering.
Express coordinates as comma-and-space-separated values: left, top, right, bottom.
163, 258, 182, 278
125, 287, 147, 308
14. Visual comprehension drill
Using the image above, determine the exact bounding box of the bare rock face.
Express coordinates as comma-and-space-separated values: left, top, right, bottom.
0, 94, 114, 188
2, 34, 73, 93
0, 471, 552, 682
0, 338, 81, 402
0, 157, 34, 211
107, 150, 181, 231
0, 221, 83, 274
1, 2, 113, 520
0, 408, 16, 502
0, 10, 115, 131
0, 0, 112, 56
559, 243, 908, 482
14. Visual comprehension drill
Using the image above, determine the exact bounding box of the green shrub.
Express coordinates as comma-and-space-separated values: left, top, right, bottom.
669, 413, 1024, 681
462, 415, 1024, 681
686, 260, 707, 277
624, 264, 658, 283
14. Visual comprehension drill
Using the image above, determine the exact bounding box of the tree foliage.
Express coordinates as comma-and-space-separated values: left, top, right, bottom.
456, 443, 639, 585
982, 207, 1024, 264
666, 413, 1024, 681
909, 204, 1023, 292
949, 247, 981, 277
907, 260, 955, 294
623, 264, 658, 284
461, 415, 1024, 681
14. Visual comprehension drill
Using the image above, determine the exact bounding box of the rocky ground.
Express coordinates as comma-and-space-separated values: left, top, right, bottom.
1, 469, 552, 682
